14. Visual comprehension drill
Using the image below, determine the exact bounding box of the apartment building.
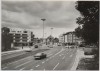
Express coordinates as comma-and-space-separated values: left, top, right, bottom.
59, 31, 82, 45
59, 34, 65, 43
9, 28, 34, 46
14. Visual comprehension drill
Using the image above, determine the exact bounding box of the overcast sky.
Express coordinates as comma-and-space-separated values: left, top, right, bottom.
2, 1, 80, 38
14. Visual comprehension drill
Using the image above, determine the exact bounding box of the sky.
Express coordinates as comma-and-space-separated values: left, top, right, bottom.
1, 0, 80, 38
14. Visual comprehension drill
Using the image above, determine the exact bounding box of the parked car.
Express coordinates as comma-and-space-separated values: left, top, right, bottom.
34, 53, 47, 60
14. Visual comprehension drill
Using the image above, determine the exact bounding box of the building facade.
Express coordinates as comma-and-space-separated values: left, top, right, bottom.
59, 31, 82, 45
59, 34, 65, 44
9, 28, 34, 46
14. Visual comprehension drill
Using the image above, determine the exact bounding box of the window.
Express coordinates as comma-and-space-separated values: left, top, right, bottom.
22, 40, 27, 42
22, 34, 28, 37
22, 37, 27, 39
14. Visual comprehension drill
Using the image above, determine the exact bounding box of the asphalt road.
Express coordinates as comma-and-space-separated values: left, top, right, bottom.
2, 46, 77, 70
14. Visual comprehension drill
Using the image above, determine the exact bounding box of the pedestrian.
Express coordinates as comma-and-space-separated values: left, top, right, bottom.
22, 43, 23, 49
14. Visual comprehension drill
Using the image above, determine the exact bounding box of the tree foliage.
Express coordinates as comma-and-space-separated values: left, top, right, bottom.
75, 1, 99, 44
2, 27, 13, 51
75, 26, 82, 38
54, 38, 59, 43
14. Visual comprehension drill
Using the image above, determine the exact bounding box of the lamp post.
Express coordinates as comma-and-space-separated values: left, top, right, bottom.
41, 18, 46, 44
51, 28, 53, 46
51, 28, 53, 36
45, 33, 47, 45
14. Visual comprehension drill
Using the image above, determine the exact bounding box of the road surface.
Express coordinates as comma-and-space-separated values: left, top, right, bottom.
2, 46, 77, 70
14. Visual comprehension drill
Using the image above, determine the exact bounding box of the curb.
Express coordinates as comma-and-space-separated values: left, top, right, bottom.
71, 49, 84, 70
2, 49, 24, 56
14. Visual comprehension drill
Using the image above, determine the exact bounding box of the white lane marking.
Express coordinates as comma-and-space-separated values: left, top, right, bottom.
42, 61, 45, 64
15, 60, 31, 68
55, 48, 64, 56
2, 67, 7, 69
49, 48, 64, 59
62, 56, 65, 59
42, 48, 65, 63
35, 65, 40, 67
70, 54, 73, 57
53, 48, 64, 57
53, 63, 59, 70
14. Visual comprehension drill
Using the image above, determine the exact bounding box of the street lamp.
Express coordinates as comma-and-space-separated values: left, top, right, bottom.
51, 28, 53, 36
41, 18, 46, 43
45, 33, 46, 38
51, 28, 53, 46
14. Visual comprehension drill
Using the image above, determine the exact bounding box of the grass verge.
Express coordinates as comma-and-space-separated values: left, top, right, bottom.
77, 58, 99, 70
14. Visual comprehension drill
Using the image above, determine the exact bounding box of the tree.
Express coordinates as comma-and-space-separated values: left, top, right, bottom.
2, 27, 13, 51
75, 26, 82, 38
75, 1, 99, 45
54, 38, 59, 43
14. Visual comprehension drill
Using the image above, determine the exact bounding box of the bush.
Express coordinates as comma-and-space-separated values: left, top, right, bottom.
84, 47, 98, 55
84, 48, 94, 55
84, 52, 93, 55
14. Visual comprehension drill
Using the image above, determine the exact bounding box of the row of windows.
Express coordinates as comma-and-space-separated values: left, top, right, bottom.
14, 40, 27, 42
11, 34, 28, 37
13, 37, 28, 39
11, 31, 28, 33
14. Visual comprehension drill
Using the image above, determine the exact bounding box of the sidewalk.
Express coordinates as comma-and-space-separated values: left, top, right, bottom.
71, 48, 95, 70
2, 45, 50, 55
71, 48, 84, 70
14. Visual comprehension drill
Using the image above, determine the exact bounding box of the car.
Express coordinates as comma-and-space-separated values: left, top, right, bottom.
34, 45, 38, 48
65, 45, 72, 48
34, 53, 47, 60
24, 48, 32, 52
58, 44, 61, 46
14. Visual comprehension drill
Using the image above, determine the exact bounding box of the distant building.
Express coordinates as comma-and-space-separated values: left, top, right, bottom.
9, 28, 34, 46
59, 34, 65, 44
59, 31, 82, 45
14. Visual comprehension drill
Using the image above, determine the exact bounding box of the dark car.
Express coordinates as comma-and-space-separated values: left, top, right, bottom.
34, 53, 47, 60
34, 45, 38, 48
58, 44, 61, 46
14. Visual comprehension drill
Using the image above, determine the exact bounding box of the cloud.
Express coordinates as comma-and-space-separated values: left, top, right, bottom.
1, 1, 80, 37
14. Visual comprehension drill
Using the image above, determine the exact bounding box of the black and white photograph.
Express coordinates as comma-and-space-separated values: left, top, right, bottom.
1, 0, 99, 70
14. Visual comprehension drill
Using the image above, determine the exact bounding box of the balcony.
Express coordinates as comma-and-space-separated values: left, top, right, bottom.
22, 34, 28, 37
22, 40, 27, 42
14, 34, 21, 37
14, 39, 21, 42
